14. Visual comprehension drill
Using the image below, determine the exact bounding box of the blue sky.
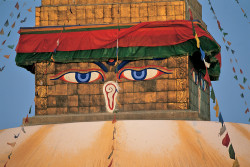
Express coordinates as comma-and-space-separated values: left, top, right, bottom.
0, 0, 249, 130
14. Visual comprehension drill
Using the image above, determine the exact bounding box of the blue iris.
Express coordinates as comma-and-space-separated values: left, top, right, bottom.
75, 72, 91, 83
131, 69, 147, 80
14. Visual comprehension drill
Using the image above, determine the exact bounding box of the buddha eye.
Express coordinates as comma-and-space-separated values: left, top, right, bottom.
50, 69, 105, 83
117, 66, 173, 81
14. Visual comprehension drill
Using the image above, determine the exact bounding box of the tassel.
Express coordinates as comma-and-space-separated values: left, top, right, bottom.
245, 108, 249, 114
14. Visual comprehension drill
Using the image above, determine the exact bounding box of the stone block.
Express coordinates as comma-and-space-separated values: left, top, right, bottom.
67, 84, 78, 95
134, 81, 145, 92
177, 103, 188, 110
144, 80, 156, 92
133, 92, 145, 104
123, 93, 134, 104
124, 104, 133, 111
167, 91, 177, 102
56, 96, 68, 107
123, 82, 133, 93
36, 63, 47, 74
139, 3, 148, 17
121, 4, 131, 18
69, 107, 79, 114
36, 109, 47, 115
133, 104, 144, 111
76, 19, 86, 25
167, 79, 177, 91
176, 68, 187, 79
68, 95, 78, 106
78, 84, 90, 95
79, 95, 90, 107
89, 95, 102, 106
167, 103, 177, 110
79, 107, 89, 113
177, 79, 187, 91
89, 84, 100, 94
167, 57, 176, 68
177, 91, 188, 103
145, 92, 156, 103
36, 86, 47, 98
56, 107, 67, 114
156, 79, 167, 91
157, 4, 166, 16
144, 103, 156, 110
85, 6, 95, 19
156, 92, 168, 102
117, 93, 123, 104
95, 5, 104, 19
36, 75, 47, 86
120, 17, 131, 23
104, 5, 112, 18
48, 96, 56, 107
47, 108, 57, 115
89, 106, 101, 113
148, 4, 157, 16
131, 17, 140, 23
36, 98, 47, 110
131, 4, 139, 18
156, 103, 168, 110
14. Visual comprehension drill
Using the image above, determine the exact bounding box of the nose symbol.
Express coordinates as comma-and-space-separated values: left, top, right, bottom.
103, 81, 118, 113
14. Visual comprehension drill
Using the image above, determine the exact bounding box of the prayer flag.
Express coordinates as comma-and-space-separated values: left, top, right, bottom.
200, 47, 205, 60
7, 45, 14, 49
219, 112, 224, 126
0, 66, 5, 72
29, 105, 32, 114
210, 7, 215, 14
21, 17, 27, 23
211, 87, 215, 103
11, 22, 15, 28
4, 20, 9, 27
4, 55, 10, 59
222, 37, 226, 43
0, 28, 4, 35
226, 46, 229, 51
243, 77, 247, 84
241, 8, 245, 14
235, 0, 239, 4
240, 93, 244, 98
214, 99, 219, 117
233, 158, 240, 167
25, 114, 29, 123
189, 8, 193, 21
7, 142, 16, 148
204, 59, 210, 68
10, 12, 14, 18
112, 114, 117, 124
219, 125, 226, 136
108, 150, 113, 159
229, 144, 235, 160
204, 67, 211, 86
108, 159, 113, 167
15, 2, 19, 10
21, 125, 26, 133
234, 75, 238, 80
233, 67, 236, 73
8, 152, 12, 159
239, 84, 245, 89
14, 133, 20, 139
217, 20, 222, 30
248, 86, 250, 90
231, 49, 235, 54
227, 41, 231, 46
27, 7, 32, 12
230, 58, 232, 63
195, 33, 200, 48
240, 69, 243, 74
2, 40, 6, 45
223, 32, 228, 37
7, 31, 11, 37
17, 12, 20, 19
4, 162, 7, 167
245, 108, 249, 114
222, 133, 230, 147
245, 101, 247, 106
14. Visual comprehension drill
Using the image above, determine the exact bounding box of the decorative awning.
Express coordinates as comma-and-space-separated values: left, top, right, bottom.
15, 20, 221, 80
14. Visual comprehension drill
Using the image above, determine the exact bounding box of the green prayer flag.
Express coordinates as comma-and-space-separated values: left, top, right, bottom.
229, 144, 235, 160
7, 45, 14, 49
234, 75, 238, 80
243, 77, 247, 84
29, 105, 32, 114
240, 93, 244, 98
7, 30, 11, 37
223, 32, 228, 37
211, 87, 215, 103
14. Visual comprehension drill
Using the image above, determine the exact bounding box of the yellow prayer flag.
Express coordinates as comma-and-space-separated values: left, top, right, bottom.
239, 84, 245, 90
27, 7, 32, 12
222, 37, 226, 43
214, 98, 219, 117
4, 55, 10, 59
195, 33, 200, 48
7, 142, 16, 148
227, 41, 231, 46
233, 158, 240, 167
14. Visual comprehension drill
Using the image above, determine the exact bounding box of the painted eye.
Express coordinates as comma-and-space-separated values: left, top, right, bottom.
118, 66, 172, 81
50, 69, 105, 83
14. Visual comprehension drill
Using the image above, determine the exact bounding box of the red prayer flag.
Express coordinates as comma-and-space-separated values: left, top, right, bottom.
15, 2, 19, 10
245, 108, 249, 114
4, 162, 7, 167
240, 69, 243, 74
222, 133, 230, 147
204, 67, 211, 86
189, 8, 193, 21
2, 40, 6, 45
112, 114, 117, 124
233, 67, 236, 73
108, 159, 113, 167
25, 114, 29, 123
217, 20, 222, 30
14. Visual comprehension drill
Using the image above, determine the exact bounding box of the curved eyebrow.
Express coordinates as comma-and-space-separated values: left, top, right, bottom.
115, 60, 131, 73
50, 69, 106, 80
